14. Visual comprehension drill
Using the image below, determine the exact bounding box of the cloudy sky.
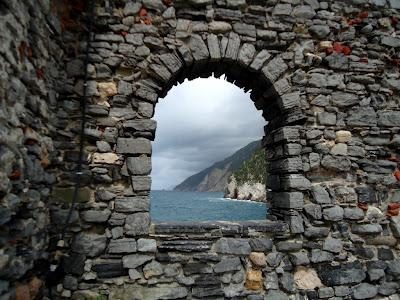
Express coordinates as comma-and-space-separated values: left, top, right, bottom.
152, 76, 266, 190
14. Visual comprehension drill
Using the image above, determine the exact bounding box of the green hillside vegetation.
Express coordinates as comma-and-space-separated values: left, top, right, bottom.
231, 148, 267, 186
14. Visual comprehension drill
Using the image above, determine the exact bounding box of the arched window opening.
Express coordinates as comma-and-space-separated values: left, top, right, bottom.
150, 76, 268, 222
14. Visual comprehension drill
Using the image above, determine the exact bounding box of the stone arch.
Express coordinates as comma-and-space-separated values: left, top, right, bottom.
124, 32, 309, 226
4, 0, 400, 298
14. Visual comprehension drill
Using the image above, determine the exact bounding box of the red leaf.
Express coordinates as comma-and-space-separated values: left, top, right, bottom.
359, 11, 369, 19
25, 138, 38, 145
333, 42, 343, 53
120, 31, 128, 36
342, 46, 351, 55
357, 203, 368, 211
348, 18, 363, 25
388, 203, 400, 210
394, 170, 400, 181
9, 170, 21, 180
139, 8, 148, 17
391, 16, 399, 26
388, 156, 400, 162
36, 68, 45, 79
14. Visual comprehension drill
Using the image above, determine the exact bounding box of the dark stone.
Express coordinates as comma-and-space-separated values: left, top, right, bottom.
92, 261, 128, 278
193, 274, 221, 287
192, 286, 224, 298
63, 254, 85, 276
183, 263, 212, 275
378, 248, 394, 261
354, 246, 375, 259
355, 186, 377, 203
317, 261, 366, 286
249, 238, 273, 252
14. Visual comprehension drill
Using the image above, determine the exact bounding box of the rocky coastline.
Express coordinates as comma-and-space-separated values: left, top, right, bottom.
224, 175, 267, 202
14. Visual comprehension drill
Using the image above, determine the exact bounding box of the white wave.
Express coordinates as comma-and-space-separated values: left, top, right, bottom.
208, 197, 265, 204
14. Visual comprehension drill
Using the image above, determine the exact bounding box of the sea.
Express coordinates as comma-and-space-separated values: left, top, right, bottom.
150, 190, 267, 222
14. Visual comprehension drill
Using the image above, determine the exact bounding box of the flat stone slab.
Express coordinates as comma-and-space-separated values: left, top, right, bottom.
152, 220, 288, 235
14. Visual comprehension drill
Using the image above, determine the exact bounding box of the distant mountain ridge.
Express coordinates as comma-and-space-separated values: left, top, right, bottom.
174, 140, 262, 192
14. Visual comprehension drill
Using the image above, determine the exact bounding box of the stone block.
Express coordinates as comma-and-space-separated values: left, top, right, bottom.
233, 23, 256, 38
125, 212, 150, 236
311, 186, 331, 204
278, 91, 301, 110
131, 176, 152, 191
138, 239, 157, 252
378, 111, 400, 127
224, 32, 241, 61
262, 56, 288, 82
238, 43, 256, 66
352, 224, 382, 234
271, 192, 304, 209
116, 138, 151, 154
122, 254, 153, 268
346, 107, 377, 127
108, 238, 137, 254
249, 238, 273, 252
250, 50, 271, 71
270, 157, 303, 173
207, 34, 221, 61
126, 156, 151, 175
123, 119, 157, 133
321, 155, 351, 172
317, 261, 366, 286
273, 127, 300, 143
92, 261, 128, 279
82, 209, 111, 223
114, 196, 149, 213
72, 232, 107, 257
323, 206, 344, 221
213, 257, 241, 273
213, 238, 251, 255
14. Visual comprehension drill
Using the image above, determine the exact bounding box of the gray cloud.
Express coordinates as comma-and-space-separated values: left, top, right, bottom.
152, 76, 266, 190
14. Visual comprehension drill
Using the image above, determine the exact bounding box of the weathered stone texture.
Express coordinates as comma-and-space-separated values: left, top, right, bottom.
3, 1, 400, 299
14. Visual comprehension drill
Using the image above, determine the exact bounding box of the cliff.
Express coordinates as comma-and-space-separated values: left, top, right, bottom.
174, 140, 261, 192
224, 148, 267, 202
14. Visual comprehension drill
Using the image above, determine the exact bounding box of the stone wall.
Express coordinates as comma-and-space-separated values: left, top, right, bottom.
0, 0, 69, 298
1, 0, 400, 299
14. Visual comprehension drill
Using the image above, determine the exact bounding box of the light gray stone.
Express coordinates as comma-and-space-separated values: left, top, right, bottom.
225, 32, 241, 61
122, 254, 153, 268
189, 34, 209, 62
108, 238, 137, 254
311, 186, 331, 204
262, 56, 288, 82
323, 206, 344, 221
114, 196, 149, 213
213, 257, 241, 273
125, 212, 150, 236
352, 283, 378, 299
138, 239, 157, 252
82, 209, 111, 223
214, 238, 251, 255
321, 155, 351, 171
127, 157, 151, 175
72, 233, 107, 257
